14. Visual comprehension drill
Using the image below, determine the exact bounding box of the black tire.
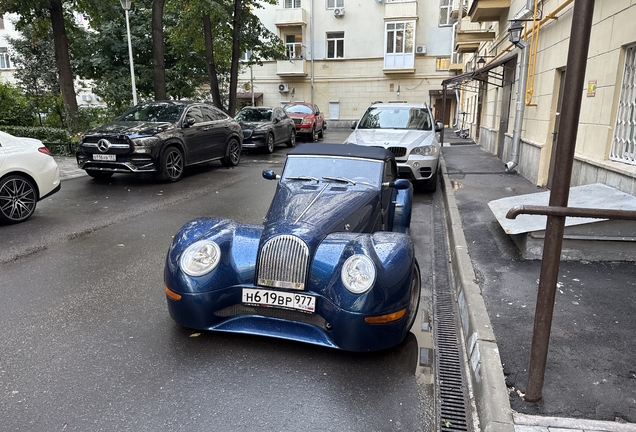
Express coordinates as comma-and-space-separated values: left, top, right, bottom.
156, 146, 184, 182
318, 125, 324, 139
87, 171, 114, 180
222, 138, 241, 167
286, 129, 297, 148
404, 260, 422, 331
416, 168, 439, 193
264, 133, 275, 154
311, 126, 319, 142
0, 175, 37, 224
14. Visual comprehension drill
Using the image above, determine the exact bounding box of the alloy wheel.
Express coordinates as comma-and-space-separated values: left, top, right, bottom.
0, 175, 37, 224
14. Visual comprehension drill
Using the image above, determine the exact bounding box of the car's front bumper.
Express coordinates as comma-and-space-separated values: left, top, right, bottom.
165, 283, 410, 352
396, 155, 439, 181
76, 154, 158, 173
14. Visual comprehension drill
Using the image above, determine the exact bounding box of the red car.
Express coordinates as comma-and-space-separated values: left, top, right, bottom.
284, 102, 326, 141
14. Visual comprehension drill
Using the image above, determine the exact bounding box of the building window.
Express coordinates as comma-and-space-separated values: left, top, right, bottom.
327, 0, 344, 7
284, 0, 301, 8
436, 57, 450, 70
439, 0, 457, 27
326, 32, 344, 59
0, 48, 11, 70
0, 18, 4, 30
384, 21, 415, 69
285, 34, 304, 59
610, 44, 636, 166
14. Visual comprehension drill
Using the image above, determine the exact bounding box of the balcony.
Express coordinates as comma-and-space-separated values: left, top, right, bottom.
384, 0, 418, 19
451, 0, 467, 19
275, 7, 307, 27
277, 43, 307, 76
449, 52, 464, 71
454, 18, 495, 53
467, 0, 510, 22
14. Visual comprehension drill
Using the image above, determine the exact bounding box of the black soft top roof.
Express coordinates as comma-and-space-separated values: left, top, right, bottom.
288, 143, 394, 163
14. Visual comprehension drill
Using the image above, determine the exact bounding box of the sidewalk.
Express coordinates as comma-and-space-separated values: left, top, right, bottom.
440, 141, 636, 432
54, 156, 86, 180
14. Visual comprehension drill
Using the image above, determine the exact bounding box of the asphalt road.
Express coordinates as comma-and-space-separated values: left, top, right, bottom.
0, 133, 442, 431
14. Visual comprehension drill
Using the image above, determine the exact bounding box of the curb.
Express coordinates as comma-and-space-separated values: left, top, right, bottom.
440, 155, 515, 432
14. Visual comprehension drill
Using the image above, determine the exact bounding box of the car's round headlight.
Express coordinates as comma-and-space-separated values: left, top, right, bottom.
411, 145, 437, 156
180, 241, 221, 277
341, 254, 376, 294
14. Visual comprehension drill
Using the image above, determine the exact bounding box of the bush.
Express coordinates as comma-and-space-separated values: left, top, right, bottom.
1, 126, 74, 156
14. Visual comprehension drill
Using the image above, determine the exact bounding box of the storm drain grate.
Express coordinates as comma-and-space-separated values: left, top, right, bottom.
433, 197, 473, 432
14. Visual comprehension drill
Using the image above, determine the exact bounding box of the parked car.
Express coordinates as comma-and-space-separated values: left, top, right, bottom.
284, 102, 326, 141
235, 106, 296, 153
344, 102, 443, 192
76, 100, 243, 182
0, 130, 61, 224
164, 143, 420, 352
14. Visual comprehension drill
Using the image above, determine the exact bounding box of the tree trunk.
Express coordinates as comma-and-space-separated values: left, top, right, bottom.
228, 0, 242, 117
152, 0, 166, 100
49, 0, 78, 125
203, 13, 223, 111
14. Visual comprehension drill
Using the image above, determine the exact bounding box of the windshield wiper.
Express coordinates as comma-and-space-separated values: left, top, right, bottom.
286, 176, 319, 182
322, 176, 356, 185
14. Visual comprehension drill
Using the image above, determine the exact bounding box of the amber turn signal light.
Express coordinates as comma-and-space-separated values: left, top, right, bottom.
364, 308, 406, 324
165, 285, 182, 301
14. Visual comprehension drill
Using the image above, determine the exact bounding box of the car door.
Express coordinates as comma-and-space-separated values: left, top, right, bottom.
271, 108, 285, 144
202, 106, 232, 159
313, 105, 324, 131
181, 106, 210, 163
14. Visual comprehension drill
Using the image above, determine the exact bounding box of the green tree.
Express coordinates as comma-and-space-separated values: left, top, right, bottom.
0, 81, 34, 127
7, 28, 65, 127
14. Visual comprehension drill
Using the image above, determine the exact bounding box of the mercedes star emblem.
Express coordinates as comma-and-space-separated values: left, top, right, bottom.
97, 139, 111, 153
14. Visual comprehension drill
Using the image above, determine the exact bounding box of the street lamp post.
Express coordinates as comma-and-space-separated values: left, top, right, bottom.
120, 0, 138, 106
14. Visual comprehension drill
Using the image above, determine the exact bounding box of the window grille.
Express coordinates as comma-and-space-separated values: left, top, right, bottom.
284, 0, 301, 8
326, 32, 344, 59
0, 48, 10, 70
610, 45, 636, 166
327, 0, 344, 8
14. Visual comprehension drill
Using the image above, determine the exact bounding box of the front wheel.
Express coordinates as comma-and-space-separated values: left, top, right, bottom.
286, 129, 297, 148
311, 126, 319, 142
264, 133, 275, 154
0, 175, 37, 224
404, 260, 421, 331
156, 146, 184, 182
222, 138, 241, 167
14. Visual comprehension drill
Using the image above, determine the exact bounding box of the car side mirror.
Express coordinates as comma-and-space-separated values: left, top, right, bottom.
435, 121, 443, 132
383, 179, 411, 190
351, 121, 358, 129
184, 116, 195, 128
262, 169, 280, 180
272, 117, 280, 124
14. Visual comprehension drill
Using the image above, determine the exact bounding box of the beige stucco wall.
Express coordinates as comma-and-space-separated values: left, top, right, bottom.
472, 0, 636, 192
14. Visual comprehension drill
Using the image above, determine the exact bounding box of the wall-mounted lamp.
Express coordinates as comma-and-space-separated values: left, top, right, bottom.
508, 20, 524, 46
396, 85, 400, 97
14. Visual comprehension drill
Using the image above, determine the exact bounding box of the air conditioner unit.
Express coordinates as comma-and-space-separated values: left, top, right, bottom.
416, 45, 427, 55
334, 7, 345, 17
278, 83, 289, 93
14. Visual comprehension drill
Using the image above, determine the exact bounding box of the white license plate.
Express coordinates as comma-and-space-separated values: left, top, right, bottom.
93, 154, 116, 161
242, 288, 315, 313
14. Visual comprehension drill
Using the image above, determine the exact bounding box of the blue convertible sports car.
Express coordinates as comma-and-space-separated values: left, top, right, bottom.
164, 143, 420, 352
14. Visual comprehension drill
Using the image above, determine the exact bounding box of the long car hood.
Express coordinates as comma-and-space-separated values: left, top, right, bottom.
84, 121, 172, 137
261, 182, 381, 248
348, 129, 433, 149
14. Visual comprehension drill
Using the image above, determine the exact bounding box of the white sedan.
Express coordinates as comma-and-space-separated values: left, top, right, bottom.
0, 130, 61, 224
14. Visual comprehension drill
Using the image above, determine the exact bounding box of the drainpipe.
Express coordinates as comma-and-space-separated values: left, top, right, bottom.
451, 22, 459, 128
505, 39, 529, 173
310, 0, 314, 104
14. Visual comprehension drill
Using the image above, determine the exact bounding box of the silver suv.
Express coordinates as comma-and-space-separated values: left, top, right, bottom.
344, 102, 442, 191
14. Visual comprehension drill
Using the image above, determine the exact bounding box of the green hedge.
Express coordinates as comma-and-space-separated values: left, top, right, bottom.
1, 126, 74, 156
2, 126, 72, 143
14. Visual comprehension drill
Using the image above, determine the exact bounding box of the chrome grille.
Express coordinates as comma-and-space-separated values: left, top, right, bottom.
292, 118, 302, 125
257, 235, 309, 290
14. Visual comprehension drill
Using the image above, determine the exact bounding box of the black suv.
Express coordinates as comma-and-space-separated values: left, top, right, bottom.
76, 100, 243, 182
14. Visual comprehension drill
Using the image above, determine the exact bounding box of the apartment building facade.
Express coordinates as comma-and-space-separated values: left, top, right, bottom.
443, 0, 636, 195
238, 0, 458, 125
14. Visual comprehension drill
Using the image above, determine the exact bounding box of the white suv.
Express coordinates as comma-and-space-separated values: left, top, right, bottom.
344, 102, 442, 191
